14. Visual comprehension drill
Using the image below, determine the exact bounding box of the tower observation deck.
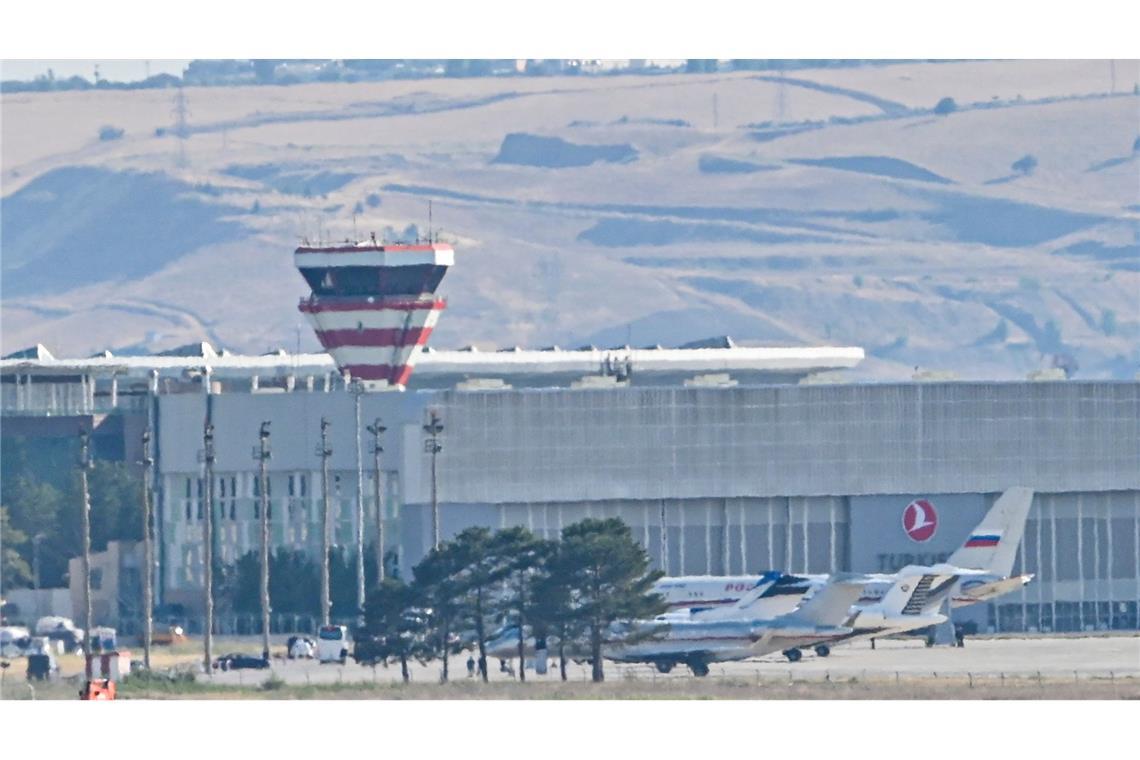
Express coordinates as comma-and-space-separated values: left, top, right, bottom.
295, 239, 454, 389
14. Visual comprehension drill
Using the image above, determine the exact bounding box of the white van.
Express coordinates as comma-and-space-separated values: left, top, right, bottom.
316, 625, 348, 664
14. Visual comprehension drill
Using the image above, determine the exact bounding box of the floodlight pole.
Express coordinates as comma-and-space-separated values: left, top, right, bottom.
254, 421, 272, 661
352, 382, 366, 625
202, 422, 215, 674
366, 418, 387, 585
317, 417, 333, 627
78, 429, 94, 652
422, 410, 444, 549
140, 428, 155, 671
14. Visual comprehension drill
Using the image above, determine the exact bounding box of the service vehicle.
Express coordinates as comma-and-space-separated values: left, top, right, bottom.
317, 625, 349, 664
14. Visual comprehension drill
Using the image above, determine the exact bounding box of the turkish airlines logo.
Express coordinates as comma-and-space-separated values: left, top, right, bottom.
902, 499, 938, 543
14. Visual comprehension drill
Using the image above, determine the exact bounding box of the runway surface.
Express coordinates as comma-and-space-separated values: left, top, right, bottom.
204, 634, 1140, 687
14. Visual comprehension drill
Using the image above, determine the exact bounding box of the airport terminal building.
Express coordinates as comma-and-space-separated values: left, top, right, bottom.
3, 344, 1138, 634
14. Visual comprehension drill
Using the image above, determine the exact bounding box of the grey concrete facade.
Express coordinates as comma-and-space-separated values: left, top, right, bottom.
153, 381, 1140, 632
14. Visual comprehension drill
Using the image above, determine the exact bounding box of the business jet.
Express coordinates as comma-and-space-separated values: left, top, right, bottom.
603, 568, 956, 676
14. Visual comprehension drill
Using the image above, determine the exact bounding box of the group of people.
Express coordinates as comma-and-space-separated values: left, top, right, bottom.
465, 654, 515, 678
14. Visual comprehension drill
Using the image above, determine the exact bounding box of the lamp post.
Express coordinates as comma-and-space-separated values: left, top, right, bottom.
140, 428, 154, 671
351, 381, 366, 625
422, 410, 444, 550
253, 422, 272, 661
316, 418, 333, 627
200, 422, 216, 673
32, 533, 46, 623
365, 418, 387, 584
77, 429, 93, 652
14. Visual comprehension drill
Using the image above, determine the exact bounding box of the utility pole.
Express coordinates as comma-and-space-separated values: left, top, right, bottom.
140, 428, 155, 671
32, 533, 46, 623
351, 382, 366, 625
254, 422, 272, 661
366, 418, 387, 585
78, 428, 93, 653
200, 422, 215, 673
317, 418, 333, 627
172, 86, 190, 168
422, 410, 444, 549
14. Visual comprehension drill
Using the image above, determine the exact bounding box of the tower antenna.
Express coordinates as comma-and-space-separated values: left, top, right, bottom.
428, 200, 433, 243
171, 86, 191, 168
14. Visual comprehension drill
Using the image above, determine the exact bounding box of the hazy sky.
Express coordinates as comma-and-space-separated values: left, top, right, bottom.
1, 59, 192, 82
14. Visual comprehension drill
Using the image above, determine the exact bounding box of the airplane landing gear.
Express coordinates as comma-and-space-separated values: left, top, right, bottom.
688, 660, 710, 677
655, 661, 674, 674
814, 645, 830, 658
783, 649, 803, 663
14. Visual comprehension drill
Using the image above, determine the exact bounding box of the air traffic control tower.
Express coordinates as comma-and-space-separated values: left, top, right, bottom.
295, 237, 453, 389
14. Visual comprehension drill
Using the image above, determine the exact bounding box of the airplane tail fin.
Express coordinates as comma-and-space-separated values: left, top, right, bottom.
782, 573, 869, 627
694, 572, 790, 620
886, 567, 961, 616
947, 487, 1034, 575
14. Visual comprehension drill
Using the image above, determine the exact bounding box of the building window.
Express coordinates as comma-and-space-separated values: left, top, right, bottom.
299, 474, 307, 497
90, 568, 103, 591
185, 478, 192, 498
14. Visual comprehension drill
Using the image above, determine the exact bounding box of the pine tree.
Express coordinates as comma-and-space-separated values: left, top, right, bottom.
360, 578, 428, 682
411, 541, 467, 682
556, 518, 665, 682
490, 527, 554, 681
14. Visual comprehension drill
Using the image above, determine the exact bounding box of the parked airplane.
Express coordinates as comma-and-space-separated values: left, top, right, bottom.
605, 566, 965, 675
654, 487, 1035, 616
487, 489, 1034, 669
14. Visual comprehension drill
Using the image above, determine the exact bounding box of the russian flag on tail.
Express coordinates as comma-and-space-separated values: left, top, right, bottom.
965, 533, 1002, 547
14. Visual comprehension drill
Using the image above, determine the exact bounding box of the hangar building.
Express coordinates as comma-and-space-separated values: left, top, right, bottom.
3, 343, 1137, 634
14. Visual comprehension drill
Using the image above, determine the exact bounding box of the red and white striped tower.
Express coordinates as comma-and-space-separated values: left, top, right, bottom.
295, 239, 453, 389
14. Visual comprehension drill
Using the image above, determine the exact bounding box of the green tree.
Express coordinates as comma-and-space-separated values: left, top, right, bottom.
1, 507, 32, 589
492, 526, 554, 681
360, 578, 429, 682
933, 97, 957, 115
1012, 154, 1038, 175
1101, 309, 1117, 337
530, 547, 579, 680
411, 541, 468, 682
445, 527, 506, 682
556, 518, 665, 682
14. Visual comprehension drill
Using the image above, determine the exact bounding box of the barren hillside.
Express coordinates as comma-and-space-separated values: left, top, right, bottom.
2, 61, 1138, 379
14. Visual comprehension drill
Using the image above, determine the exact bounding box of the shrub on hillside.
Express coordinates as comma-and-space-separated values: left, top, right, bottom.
98, 125, 125, 141
933, 97, 957, 115
1011, 154, 1038, 175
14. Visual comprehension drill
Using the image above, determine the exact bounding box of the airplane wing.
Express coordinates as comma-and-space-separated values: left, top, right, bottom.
780, 573, 870, 627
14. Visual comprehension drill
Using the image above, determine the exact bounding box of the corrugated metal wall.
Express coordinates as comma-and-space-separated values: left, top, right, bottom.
428, 382, 1139, 504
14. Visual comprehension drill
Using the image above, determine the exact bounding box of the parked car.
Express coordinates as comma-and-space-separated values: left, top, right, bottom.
0, 626, 32, 657
212, 653, 270, 671
287, 636, 315, 659
34, 616, 84, 653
